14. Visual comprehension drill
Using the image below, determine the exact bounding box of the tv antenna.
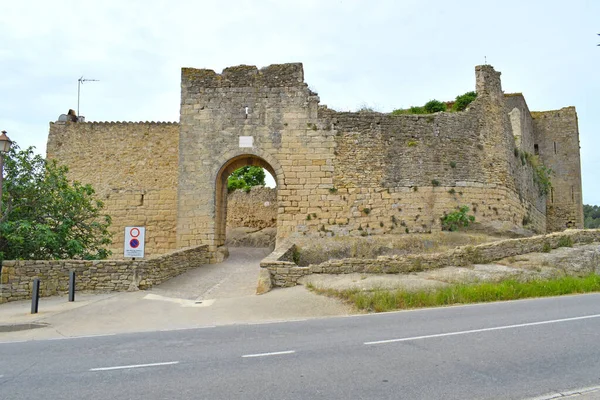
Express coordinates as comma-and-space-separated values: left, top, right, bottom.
77, 76, 99, 117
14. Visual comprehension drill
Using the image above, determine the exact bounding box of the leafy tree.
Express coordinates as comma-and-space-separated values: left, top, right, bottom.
227, 166, 266, 193
583, 204, 600, 229
0, 145, 112, 260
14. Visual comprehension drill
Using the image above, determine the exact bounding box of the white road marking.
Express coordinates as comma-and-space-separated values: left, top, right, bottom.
242, 350, 296, 358
90, 361, 179, 371
365, 313, 600, 345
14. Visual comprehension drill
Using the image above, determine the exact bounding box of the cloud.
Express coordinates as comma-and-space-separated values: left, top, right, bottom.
1, 0, 598, 203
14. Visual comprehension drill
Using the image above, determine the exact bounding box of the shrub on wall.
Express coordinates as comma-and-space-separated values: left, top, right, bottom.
451, 91, 477, 112
423, 100, 447, 113
441, 206, 475, 232
392, 92, 476, 115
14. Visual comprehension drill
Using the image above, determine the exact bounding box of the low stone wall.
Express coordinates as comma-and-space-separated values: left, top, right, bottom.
0, 245, 209, 303
227, 187, 277, 229
262, 230, 600, 287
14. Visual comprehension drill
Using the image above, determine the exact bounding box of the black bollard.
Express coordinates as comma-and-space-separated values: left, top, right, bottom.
31, 278, 40, 314
68, 271, 76, 302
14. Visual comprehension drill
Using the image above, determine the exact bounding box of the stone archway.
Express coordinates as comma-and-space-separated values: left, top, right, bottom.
214, 154, 279, 247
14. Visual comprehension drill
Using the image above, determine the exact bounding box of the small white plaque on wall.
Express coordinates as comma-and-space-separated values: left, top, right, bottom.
239, 136, 254, 148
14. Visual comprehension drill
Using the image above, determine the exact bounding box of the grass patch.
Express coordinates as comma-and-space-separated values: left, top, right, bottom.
558, 236, 573, 248
308, 274, 600, 312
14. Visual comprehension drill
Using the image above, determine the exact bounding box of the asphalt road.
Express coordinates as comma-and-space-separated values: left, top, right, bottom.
2, 294, 600, 400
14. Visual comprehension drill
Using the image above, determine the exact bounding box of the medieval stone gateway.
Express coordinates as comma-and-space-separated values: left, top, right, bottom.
47, 63, 583, 261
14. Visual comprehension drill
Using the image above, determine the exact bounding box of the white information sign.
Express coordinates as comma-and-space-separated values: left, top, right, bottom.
239, 136, 254, 148
124, 226, 145, 258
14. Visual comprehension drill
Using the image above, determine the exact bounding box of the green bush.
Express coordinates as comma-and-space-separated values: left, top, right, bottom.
452, 91, 477, 112
441, 206, 475, 231
423, 100, 447, 113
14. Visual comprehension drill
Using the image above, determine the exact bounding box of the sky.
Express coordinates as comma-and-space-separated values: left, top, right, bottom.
1, 0, 598, 203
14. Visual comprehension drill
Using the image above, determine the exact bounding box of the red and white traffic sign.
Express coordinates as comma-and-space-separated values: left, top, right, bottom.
124, 226, 145, 258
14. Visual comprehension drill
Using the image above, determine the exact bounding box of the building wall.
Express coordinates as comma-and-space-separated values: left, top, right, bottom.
47, 122, 180, 258
533, 107, 584, 231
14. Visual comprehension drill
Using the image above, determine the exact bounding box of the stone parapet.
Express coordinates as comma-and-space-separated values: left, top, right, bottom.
264, 229, 600, 287
0, 245, 209, 303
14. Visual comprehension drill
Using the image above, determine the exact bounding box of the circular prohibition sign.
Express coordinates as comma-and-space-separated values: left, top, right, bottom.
129, 228, 141, 249
129, 228, 141, 238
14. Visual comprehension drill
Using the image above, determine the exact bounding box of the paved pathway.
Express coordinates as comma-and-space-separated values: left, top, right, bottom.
0, 247, 352, 341
150, 247, 272, 300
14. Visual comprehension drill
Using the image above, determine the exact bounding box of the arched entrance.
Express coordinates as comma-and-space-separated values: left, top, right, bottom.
214, 154, 278, 247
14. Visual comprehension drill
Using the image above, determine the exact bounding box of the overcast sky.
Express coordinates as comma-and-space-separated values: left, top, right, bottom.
1, 0, 598, 203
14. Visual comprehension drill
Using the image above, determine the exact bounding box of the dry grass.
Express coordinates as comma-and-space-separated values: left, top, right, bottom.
307, 274, 600, 312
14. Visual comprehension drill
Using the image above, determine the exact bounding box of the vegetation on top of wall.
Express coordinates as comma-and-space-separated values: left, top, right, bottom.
391, 91, 478, 115
441, 206, 475, 232
392, 103, 444, 115
451, 91, 478, 112
227, 166, 266, 193
423, 100, 446, 113
584, 205, 600, 229
0, 144, 112, 260
356, 104, 378, 113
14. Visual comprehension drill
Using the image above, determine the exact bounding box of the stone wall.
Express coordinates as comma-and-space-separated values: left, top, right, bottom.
46, 63, 581, 259
262, 229, 600, 287
0, 245, 208, 303
309, 67, 546, 237
532, 107, 584, 231
47, 122, 180, 258
226, 187, 277, 229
